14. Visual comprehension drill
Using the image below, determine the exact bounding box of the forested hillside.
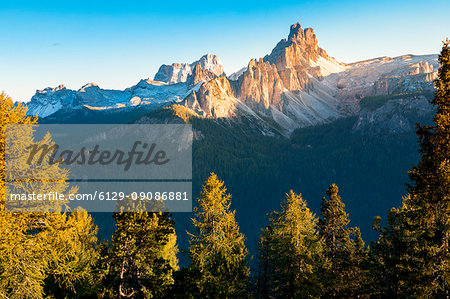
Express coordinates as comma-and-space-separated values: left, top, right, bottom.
173, 110, 424, 258
40, 91, 433, 261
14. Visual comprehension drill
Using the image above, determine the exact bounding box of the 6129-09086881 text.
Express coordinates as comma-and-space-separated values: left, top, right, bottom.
8, 191, 190, 201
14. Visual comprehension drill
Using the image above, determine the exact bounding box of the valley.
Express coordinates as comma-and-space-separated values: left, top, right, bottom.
25, 22, 437, 264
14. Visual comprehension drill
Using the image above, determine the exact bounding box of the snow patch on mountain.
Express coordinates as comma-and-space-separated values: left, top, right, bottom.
25, 22, 439, 137
27, 79, 194, 117
310, 56, 348, 76
27, 85, 76, 118
27, 54, 225, 118
228, 67, 247, 81
154, 54, 225, 84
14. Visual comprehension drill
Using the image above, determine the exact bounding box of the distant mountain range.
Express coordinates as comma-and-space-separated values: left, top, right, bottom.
26, 22, 437, 136
25, 22, 440, 259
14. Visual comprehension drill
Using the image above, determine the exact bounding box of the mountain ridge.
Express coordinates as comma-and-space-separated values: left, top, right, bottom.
25, 22, 438, 136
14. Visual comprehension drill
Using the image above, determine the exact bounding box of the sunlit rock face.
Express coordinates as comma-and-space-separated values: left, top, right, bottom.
27, 22, 438, 136
182, 23, 437, 134
323, 54, 438, 114
26, 54, 225, 118
184, 22, 347, 132
184, 76, 238, 118
154, 54, 225, 85
27, 85, 77, 118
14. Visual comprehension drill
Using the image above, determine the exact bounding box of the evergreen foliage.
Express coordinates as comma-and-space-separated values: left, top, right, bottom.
187, 173, 250, 298
106, 200, 178, 298
0, 40, 448, 297
318, 184, 368, 297
401, 40, 450, 297
371, 206, 410, 297
257, 190, 323, 298
0, 92, 99, 298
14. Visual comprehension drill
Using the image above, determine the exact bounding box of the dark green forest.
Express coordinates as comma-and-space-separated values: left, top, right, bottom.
89, 103, 422, 264
1, 42, 448, 298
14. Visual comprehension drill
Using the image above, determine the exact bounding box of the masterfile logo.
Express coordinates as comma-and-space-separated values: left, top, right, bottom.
26, 141, 170, 171
5, 124, 193, 213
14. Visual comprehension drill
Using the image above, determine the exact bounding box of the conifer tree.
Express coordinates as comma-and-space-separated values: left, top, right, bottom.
43, 209, 99, 298
0, 92, 99, 298
371, 207, 410, 297
318, 184, 368, 297
188, 173, 249, 298
0, 92, 43, 298
400, 40, 450, 297
257, 190, 323, 298
107, 200, 178, 298
0, 92, 37, 210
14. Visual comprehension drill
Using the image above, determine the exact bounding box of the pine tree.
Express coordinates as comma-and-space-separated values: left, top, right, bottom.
107, 200, 178, 298
318, 184, 368, 297
400, 40, 450, 297
188, 173, 249, 298
257, 190, 323, 298
371, 207, 411, 297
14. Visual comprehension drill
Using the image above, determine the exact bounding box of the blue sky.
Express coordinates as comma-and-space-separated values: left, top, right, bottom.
1, 0, 449, 102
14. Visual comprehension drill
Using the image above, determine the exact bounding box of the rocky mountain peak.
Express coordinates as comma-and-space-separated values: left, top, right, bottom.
26, 22, 439, 137
287, 22, 316, 44
288, 23, 317, 44
288, 22, 302, 40
183, 76, 237, 118
78, 83, 99, 92
264, 22, 328, 65
189, 63, 222, 86
181, 22, 348, 133
230, 22, 344, 119
38, 84, 66, 94
154, 54, 225, 85
197, 54, 225, 77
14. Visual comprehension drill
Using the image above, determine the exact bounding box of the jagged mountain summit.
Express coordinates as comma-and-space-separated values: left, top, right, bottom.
26, 80, 189, 118
185, 22, 348, 128
182, 23, 436, 133
154, 54, 225, 85
26, 54, 225, 118
26, 22, 438, 135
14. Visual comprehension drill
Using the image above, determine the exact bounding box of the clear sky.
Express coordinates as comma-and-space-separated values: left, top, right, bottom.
1, 0, 449, 102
